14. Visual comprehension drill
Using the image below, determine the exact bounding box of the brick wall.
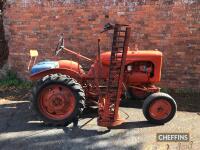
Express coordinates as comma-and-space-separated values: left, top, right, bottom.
2, 0, 200, 90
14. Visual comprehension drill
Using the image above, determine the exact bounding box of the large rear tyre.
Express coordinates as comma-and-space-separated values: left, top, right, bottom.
32, 74, 85, 126
142, 92, 177, 125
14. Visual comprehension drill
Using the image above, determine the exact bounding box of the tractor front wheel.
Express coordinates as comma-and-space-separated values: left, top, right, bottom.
32, 74, 85, 126
142, 92, 177, 125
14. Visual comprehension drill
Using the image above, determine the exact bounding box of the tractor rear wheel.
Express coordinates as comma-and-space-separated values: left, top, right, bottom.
142, 92, 177, 125
32, 74, 85, 126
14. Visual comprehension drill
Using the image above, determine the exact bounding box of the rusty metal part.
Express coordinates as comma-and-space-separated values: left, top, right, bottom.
129, 85, 160, 93
98, 24, 131, 127
62, 47, 93, 62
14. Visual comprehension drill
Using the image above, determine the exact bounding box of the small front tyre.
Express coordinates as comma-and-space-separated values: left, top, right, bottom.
142, 92, 177, 125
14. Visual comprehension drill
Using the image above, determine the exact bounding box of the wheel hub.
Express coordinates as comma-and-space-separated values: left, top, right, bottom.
157, 107, 163, 112
49, 94, 65, 110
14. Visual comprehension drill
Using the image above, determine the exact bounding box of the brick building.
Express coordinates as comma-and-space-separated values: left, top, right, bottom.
1, 0, 200, 90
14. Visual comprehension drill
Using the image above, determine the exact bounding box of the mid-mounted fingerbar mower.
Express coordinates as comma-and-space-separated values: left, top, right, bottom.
30, 24, 177, 127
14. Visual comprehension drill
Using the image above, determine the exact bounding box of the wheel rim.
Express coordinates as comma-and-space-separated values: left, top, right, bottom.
39, 84, 76, 120
149, 99, 172, 120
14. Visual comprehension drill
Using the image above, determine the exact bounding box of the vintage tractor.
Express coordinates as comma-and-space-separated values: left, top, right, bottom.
30, 24, 177, 127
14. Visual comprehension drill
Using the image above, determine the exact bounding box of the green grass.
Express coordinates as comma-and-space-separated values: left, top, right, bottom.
0, 70, 32, 89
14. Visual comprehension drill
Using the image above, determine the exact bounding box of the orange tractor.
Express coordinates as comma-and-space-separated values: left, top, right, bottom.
30, 24, 177, 127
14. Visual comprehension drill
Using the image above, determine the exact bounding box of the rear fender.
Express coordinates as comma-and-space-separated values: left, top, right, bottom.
30, 68, 82, 82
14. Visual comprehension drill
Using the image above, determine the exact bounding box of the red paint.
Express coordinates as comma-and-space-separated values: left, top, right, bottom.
38, 84, 76, 120
149, 99, 172, 120
58, 60, 85, 75
100, 50, 162, 83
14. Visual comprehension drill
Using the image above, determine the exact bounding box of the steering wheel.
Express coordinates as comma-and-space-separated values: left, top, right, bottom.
55, 34, 64, 56
55, 23, 112, 55
101, 23, 114, 33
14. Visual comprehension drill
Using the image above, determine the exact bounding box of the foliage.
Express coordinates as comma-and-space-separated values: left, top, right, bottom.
0, 70, 32, 89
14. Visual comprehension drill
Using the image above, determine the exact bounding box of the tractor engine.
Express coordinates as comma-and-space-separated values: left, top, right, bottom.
125, 61, 154, 84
